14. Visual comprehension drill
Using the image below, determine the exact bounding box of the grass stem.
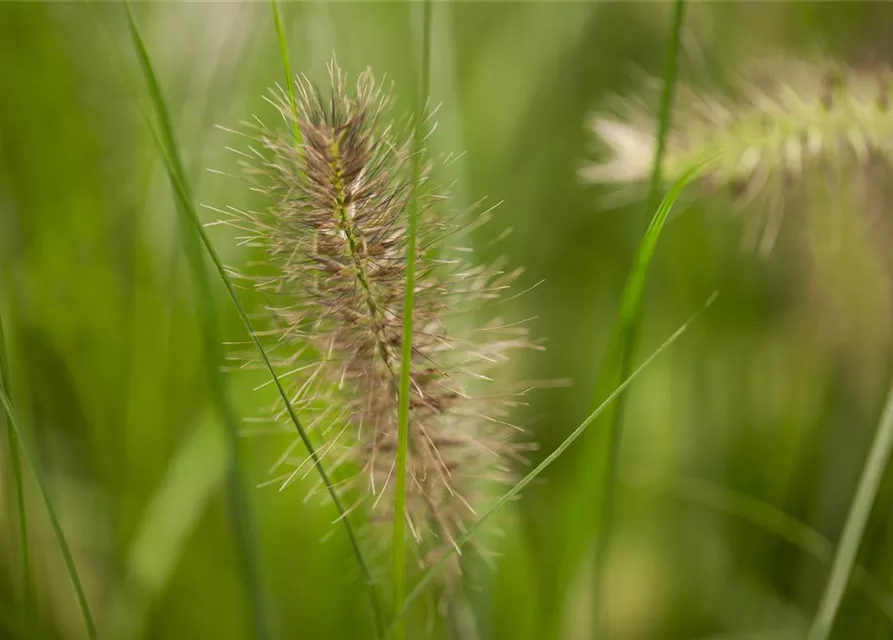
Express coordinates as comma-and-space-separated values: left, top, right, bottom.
590, 2, 685, 635
394, 2, 432, 636
808, 375, 893, 640
271, 0, 302, 145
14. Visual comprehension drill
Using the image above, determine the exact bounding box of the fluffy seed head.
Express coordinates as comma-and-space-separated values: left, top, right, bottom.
219, 62, 538, 581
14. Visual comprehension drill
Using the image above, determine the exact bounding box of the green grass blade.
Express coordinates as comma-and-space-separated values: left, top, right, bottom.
271, 0, 301, 145
0, 310, 34, 627
0, 386, 96, 640
590, 3, 686, 631
124, 6, 272, 639
807, 377, 893, 640
393, 2, 432, 637
124, 5, 385, 636
388, 292, 717, 637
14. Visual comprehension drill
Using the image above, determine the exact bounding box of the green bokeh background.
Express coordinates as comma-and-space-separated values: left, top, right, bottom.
3, 2, 893, 638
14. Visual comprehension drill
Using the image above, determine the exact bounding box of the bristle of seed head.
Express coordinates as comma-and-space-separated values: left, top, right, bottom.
218, 60, 539, 583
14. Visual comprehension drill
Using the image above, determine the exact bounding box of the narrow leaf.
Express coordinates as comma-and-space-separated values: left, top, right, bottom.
393, 2, 432, 637
0, 386, 96, 640
808, 377, 893, 640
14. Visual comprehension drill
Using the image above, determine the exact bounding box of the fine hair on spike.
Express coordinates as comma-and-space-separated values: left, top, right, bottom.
215, 60, 541, 586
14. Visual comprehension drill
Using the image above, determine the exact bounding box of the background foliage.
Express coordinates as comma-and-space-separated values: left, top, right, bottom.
3, 2, 893, 638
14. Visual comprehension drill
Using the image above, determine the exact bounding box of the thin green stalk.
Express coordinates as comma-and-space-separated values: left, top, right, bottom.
124, 7, 272, 639
393, 2, 431, 638
0, 310, 34, 626
388, 291, 717, 638
808, 376, 893, 640
590, 1, 685, 634
124, 6, 385, 636
271, 0, 301, 145
0, 386, 96, 640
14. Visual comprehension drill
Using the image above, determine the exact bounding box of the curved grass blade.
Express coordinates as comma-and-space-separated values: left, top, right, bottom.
394, 2, 432, 637
105, 415, 228, 639
631, 473, 893, 621
124, 7, 273, 640
590, 3, 686, 632
808, 378, 893, 640
0, 310, 34, 626
0, 386, 96, 640
387, 291, 717, 637
124, 5, 385, 635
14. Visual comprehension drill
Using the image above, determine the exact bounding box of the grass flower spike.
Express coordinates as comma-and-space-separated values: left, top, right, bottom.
583, 56, 893, 325
585, 58, 893, 186
584, 58, 893, 244
218, 62, 537, 582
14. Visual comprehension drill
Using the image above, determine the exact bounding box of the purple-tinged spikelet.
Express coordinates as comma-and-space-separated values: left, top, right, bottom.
217, 62, 539, 580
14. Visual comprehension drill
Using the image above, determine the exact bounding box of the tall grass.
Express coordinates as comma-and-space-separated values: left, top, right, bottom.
6, 3, 893, 639
124, 4, 386, 636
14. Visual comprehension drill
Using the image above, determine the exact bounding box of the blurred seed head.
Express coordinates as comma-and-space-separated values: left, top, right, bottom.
584, 57, 893, 194
584, 56, 893, 352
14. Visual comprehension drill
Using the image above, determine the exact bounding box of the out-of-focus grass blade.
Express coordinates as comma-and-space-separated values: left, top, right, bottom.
0, 310, 34, 627
0, 385, 96, 640
124, 6, 272, 640
808, 379, 893, 640
566, 162, 703, 502
387, 290, 717, 637
124, 5, 385, 636
105, 416, 228, 639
